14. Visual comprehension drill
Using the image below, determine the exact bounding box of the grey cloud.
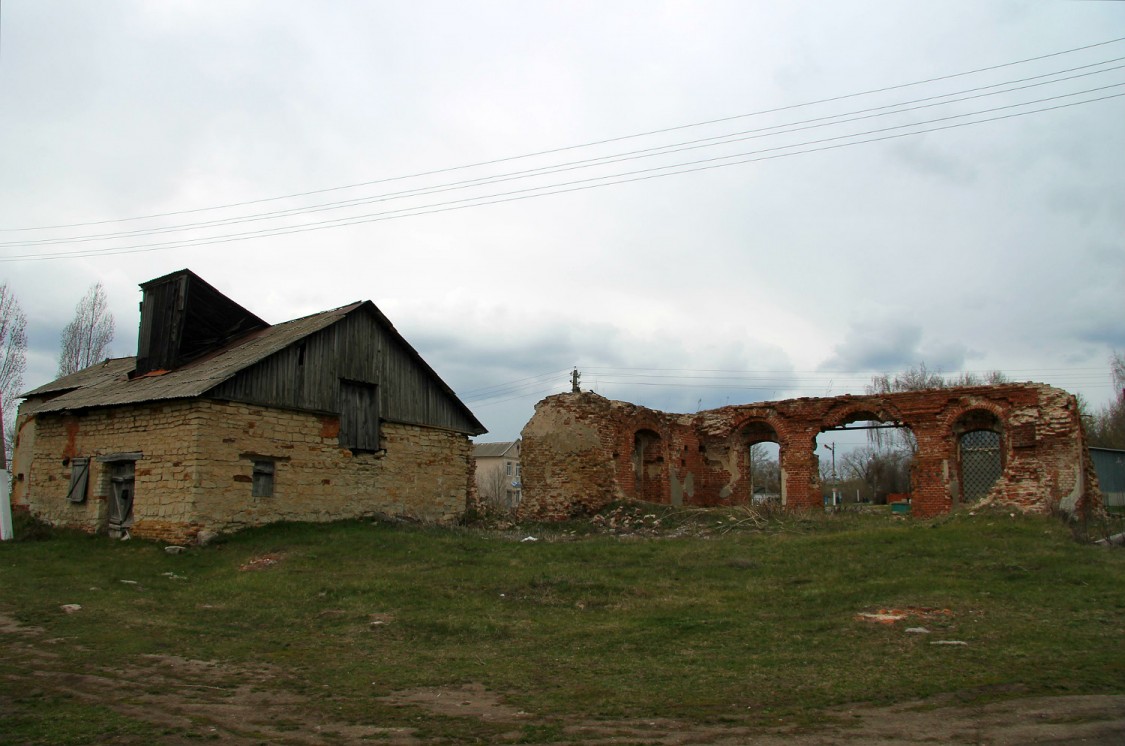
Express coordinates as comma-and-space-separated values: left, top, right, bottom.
821, 320, 968, 374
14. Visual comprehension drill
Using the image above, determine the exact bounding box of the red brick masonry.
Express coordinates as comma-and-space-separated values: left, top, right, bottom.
519, 384, 1100, 519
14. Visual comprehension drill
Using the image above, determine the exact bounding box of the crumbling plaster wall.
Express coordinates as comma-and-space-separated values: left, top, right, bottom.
518, 383, 1098, 519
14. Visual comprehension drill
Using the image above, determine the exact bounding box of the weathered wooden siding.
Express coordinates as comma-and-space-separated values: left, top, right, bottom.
207, 307, 483, 435
135, 274, 186, 374
136, 270, 267, 376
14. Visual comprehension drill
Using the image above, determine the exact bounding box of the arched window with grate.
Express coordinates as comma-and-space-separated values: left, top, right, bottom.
959, 429, 1002, 502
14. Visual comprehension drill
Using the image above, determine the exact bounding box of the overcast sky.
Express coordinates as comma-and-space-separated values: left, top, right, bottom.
1, 1, 1123, 453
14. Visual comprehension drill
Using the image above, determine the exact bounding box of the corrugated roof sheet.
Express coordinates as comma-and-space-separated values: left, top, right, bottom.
473, 441, 519, 459
21, 303, 358, 414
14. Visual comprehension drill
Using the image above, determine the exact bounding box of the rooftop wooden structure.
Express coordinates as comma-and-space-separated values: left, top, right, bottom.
22, 269, 486, 439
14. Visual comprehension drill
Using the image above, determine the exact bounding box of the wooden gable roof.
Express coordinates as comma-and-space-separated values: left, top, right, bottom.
21, 274, 486, 436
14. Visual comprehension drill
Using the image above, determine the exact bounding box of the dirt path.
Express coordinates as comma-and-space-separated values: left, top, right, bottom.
3, 612, 1123, 744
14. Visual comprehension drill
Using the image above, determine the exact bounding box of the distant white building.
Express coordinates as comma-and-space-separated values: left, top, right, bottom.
473, 440, 521, 508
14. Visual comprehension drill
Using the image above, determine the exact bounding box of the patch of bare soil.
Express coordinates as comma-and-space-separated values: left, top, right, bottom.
1, 611, 410, 745
3, 611, 1123, 744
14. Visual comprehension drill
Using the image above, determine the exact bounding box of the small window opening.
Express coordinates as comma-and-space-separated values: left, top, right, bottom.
252, 460, 275, 498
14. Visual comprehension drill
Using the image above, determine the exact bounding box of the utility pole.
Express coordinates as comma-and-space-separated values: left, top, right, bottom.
570, 367, 581, 393
824, 441, 839, 507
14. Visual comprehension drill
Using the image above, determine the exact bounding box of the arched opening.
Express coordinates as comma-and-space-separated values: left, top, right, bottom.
740, 421, 781, 505
818, 410, 916, 506
633, 429, 664, 503
954, 410, 1003, 504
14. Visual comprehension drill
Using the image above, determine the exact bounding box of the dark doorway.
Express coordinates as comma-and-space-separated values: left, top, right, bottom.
633, 429, 663, 503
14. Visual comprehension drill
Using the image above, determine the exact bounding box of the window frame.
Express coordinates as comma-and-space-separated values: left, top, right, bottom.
252, 459, 275, 498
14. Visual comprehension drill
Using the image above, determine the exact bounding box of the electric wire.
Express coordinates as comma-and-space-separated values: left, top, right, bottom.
2, 87, 1119, 262
2, 35, 1122, 233
6, 58, 1122, 250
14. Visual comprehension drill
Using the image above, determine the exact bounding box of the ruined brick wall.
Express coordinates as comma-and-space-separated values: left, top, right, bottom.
12, 399, 474, 543
519, 384, 1098, 520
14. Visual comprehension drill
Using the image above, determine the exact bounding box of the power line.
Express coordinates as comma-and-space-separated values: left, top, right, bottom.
3, 88, 1120, 262
7, 58, 1122, 250
3, 35, 1122, 233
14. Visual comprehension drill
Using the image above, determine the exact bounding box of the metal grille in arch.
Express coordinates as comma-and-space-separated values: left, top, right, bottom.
960, 430, 1001, 502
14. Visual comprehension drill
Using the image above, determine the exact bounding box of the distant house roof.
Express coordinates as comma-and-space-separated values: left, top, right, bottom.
473, 441, 519, 459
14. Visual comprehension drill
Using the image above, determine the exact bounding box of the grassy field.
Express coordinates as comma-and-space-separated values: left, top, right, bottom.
1, 505, 1123, 744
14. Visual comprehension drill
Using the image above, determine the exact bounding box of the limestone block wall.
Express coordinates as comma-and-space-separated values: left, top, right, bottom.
520, 384, 1099, 520
12, 399, 474, 543
11, 401, 206, 542
190, 400, 472, 537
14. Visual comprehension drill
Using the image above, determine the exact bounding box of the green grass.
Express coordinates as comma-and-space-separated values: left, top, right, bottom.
1, 506, 1124, 742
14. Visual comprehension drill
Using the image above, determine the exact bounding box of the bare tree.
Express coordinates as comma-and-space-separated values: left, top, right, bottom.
0, 282, 28, 462
1086, 350, 1125, 449
749, 442, 780, 496
841, 445, 912, 503
57, 282, 115, 377
866, 363, 1008, 453
476, 464, 513, 509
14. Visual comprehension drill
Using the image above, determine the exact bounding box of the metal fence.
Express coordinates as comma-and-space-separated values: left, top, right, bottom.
1091, 447, 1125, 514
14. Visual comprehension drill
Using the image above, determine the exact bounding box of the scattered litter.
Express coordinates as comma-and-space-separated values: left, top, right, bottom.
164, 545, 186, 554
161, 572, 187, 581
120, 580, 138, 585
520, 536, 539, 542
1095, 532, 1125, 547
855, 607, 953, 625
60, 604, 82, 614
931, 640, 968, 646
856, 611, 906, 624
905, 627, 931, 634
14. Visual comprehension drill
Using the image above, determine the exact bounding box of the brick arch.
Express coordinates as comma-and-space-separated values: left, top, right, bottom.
821, 398, 910, 431
938, 398, 1010, 433
942, 402, 1009, 507
732, 418, 784, 506
734, 417, 781, 444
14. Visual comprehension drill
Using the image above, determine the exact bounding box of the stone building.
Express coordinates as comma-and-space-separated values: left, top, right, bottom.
10, 270, 486, 543
519, 385, 1100, 519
